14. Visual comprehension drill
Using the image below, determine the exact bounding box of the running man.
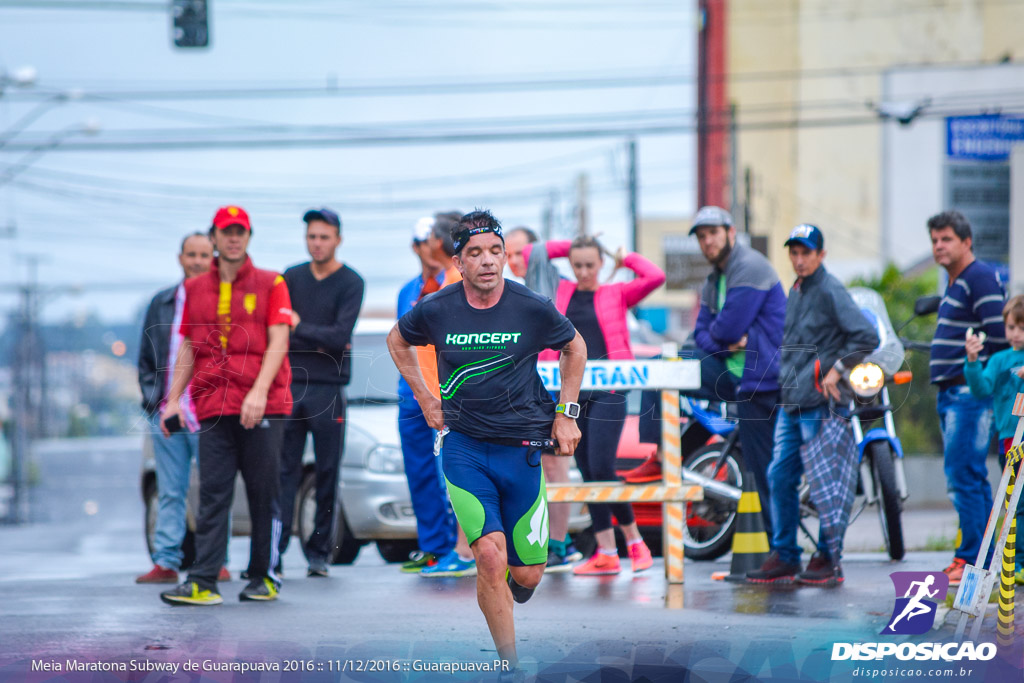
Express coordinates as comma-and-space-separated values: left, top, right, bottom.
386, 210, 586, 669
888, 575, 939, 631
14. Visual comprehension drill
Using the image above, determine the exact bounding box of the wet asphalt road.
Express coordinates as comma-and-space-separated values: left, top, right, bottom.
1, 437, 1021, 682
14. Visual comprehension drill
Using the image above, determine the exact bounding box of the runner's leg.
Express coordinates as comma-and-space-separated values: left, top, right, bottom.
442, 433, 516, 663
472, 532, 518, 665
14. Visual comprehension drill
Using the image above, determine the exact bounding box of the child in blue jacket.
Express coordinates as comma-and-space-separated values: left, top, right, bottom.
965, 294, 1024, 582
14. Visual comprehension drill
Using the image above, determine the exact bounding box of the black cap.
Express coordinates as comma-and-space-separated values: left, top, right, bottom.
303, 207, 341, 231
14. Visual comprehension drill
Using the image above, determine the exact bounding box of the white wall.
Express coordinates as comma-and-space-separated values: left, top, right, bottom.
1012, 145, 1024, 297
882, 63, 1024, 271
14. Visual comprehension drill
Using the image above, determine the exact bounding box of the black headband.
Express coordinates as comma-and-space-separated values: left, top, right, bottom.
452, 224, 504, 255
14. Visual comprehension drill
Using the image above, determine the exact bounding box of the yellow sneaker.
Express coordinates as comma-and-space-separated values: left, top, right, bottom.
239, 577, 279, 602
160, 581, 222, 606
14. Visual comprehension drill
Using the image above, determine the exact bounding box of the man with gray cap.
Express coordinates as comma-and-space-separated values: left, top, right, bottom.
278, 207, 364, 577
625, 206, 785, 534
747, 224, 878, 587
688, 206, 785, 534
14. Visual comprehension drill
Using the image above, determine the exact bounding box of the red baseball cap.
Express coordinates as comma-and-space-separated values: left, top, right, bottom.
211, 205, 251, 231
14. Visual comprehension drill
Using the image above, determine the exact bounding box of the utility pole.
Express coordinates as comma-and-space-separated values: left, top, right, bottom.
575, 173, 589, 236
541, 189, 557, 240
9, 255, 42, 523
743, 167, 752, 235
696, 0, 729, 209
627, 138, 639, 253
729, 103, 739, 216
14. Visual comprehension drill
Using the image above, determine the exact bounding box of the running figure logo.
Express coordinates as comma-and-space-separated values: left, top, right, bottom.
882, 571, 949, 635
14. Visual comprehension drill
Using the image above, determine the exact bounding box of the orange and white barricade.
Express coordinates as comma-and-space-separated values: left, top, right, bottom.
537, 350, 701, 585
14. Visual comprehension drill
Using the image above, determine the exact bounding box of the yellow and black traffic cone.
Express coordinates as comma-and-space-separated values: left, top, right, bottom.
722, 469, 771, 582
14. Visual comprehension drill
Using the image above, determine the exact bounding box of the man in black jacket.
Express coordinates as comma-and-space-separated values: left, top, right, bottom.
136, 232, 225, 584
747, 225, 879, 587
277, 207, 364, 577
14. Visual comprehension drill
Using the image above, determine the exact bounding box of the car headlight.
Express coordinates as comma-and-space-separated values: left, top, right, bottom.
848, 362, 885, 397
366, 445, 405, 474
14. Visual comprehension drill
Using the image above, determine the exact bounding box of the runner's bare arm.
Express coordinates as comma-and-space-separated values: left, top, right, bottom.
159, 341, 195, 437
386, 324, 443, 430
552, 330, 586, 456
240, 323, 289, 429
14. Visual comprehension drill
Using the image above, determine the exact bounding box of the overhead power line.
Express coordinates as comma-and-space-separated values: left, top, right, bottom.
3, 104, 1023, 154
6, 59, 1016, 104
7, 73, 696, 102
9, 143, 619, 197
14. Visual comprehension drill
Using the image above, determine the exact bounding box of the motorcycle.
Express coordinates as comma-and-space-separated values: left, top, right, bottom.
681, 288, 929, 561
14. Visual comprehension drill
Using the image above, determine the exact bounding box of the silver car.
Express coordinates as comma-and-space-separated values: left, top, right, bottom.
141, 318, 589, 566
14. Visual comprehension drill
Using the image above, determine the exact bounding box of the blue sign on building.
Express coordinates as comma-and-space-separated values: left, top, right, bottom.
947, 114, 1024, 161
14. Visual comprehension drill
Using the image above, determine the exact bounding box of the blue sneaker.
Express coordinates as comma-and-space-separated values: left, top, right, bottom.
419, 550, 477, 578
544, 549, 572, 573
565, 542, 583, 563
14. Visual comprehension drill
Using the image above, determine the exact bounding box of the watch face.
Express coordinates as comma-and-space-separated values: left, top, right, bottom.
566, 403, 580, 419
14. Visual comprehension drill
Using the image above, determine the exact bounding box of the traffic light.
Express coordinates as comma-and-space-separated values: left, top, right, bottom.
172, 0, 209, 49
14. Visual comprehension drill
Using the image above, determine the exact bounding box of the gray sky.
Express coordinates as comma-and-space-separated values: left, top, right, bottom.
0, 1, 696, 323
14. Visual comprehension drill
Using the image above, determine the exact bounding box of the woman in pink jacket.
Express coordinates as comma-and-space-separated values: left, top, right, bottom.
528, 235, 665, 575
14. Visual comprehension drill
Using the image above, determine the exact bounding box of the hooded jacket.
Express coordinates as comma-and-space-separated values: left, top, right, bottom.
693, 242, 787, 396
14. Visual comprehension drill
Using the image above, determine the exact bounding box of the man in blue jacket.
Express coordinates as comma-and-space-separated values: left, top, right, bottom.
689, 206, 786, 534
624, 208, 785, 535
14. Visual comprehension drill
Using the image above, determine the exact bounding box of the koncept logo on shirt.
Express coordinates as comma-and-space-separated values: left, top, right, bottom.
444, 332, 522, 349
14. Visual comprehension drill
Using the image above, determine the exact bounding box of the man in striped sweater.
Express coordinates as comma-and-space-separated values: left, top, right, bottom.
928, 210, 1007, 586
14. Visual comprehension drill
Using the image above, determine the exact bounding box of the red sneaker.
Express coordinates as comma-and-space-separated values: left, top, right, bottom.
218, 567, 232, 582
573, 552, 621, 576
621, 455, 662, 483
943, 558, 966, 586
629, 541, 653, 573
135, 565, 179, 584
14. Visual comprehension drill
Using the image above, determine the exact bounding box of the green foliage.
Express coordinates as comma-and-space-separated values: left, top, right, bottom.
848, 264, 942, 454
922, 534, 957, 552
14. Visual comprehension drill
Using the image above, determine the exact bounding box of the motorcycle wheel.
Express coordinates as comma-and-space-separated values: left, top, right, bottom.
870, 441, 905, 561
682, 443, 743, 561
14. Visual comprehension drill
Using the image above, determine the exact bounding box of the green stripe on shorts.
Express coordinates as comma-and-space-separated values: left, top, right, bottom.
445, 477, 486, 546
511, 473, 549, 565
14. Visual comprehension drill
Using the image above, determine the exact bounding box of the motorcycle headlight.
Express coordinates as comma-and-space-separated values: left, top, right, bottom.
848, 362, 885, 397
366, 445, 405, 474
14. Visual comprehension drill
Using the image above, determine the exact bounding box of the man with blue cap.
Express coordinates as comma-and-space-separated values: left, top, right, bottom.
747, 224, 878, 587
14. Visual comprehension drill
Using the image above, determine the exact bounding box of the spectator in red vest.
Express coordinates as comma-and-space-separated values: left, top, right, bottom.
158, 205, 293, 606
